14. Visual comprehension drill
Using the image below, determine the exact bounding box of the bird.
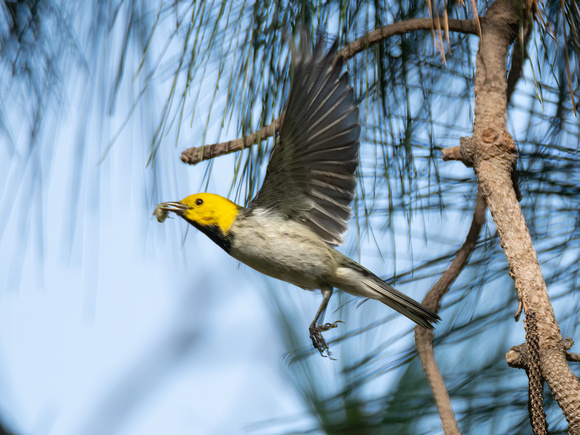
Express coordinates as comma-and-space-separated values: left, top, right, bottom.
156, 35, 440, 357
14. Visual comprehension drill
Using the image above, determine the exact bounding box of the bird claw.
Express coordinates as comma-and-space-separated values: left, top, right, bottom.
309, 320, 343, 359
319, 320, 343, 331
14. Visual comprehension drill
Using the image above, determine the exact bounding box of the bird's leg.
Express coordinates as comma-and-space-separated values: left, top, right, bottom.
309, 286, 342, 358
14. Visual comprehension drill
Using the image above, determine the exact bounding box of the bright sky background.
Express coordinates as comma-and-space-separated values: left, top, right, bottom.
0, 4, 316, 432
0, 106, 313, 434
3, 2, 563, 434
0, 115, 445, 434
0, 55, 436, 435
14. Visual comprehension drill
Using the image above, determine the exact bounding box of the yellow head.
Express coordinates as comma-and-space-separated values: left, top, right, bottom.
178, 193, 241, 233
156, 193, 241, 251
165, 193, 241, 234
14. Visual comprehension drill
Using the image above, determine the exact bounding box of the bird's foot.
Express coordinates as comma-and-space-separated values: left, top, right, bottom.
309, 321, 343, 359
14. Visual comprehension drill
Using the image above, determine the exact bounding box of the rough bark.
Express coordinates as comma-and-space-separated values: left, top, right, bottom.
524, 310, 549, 435
452, 0, 580, 431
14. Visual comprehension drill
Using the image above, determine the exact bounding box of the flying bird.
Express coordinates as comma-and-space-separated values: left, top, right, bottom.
156, 36, 439, 356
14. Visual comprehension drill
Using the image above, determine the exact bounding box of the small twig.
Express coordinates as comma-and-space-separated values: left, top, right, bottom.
442, 136, 475, 165
506, 342, 530, 369
564, 337, 580, 362
415, 187, 486, 434
444, 134, 521, 200
441, 146, 463, 162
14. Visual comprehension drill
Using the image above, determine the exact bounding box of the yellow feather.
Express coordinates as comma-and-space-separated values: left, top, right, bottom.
179, 193, 241, 233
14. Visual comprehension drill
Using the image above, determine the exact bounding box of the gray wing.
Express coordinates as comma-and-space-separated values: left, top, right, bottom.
249, 36, 360, 246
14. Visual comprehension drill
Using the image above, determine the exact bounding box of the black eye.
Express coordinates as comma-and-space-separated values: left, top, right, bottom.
195, 198, 203, 206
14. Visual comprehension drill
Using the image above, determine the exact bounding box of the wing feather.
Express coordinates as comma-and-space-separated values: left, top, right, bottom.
249, 36, 360, 245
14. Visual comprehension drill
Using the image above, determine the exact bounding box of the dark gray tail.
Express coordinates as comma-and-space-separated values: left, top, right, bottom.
365, 277, 440, 329
350, 261, 440, 329
336, 255, 440, 329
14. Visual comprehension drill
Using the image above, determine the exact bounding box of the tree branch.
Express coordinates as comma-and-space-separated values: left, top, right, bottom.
442, 137, 474, 165
338, 18, 479, 60
507, 341, 580, 367
524, 310, 550, 435
506, 13, 532, 104
507, 330, 580, 435
415, 188, 486, 435
180, 17, 479, 165
180, 117, 282, 165
452, 0, 580, 431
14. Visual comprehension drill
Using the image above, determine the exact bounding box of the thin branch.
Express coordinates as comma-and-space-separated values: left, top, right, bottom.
180, 117, 282, 164
180, 17, 479, 165
506, 13, 533, 104
560, 0, 578, 116
415, 187, 486, 435
338, 18, 479, 60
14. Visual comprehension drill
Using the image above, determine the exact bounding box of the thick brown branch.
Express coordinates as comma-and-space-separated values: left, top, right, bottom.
415, 188, 486, 435
181, 17, 479, 165
466, 0, 580, 431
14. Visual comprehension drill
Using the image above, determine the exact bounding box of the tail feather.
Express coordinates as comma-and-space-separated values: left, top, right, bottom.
361, 277, 440, 329
335, 255, 440, 329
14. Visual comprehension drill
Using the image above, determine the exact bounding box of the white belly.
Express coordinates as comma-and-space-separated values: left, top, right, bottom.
228, 210, 336, 290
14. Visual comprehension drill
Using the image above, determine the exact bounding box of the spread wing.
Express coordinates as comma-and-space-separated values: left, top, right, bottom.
249, 36, 360, 246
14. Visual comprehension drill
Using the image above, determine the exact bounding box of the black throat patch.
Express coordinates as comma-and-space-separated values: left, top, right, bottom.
181, 216, 232, 253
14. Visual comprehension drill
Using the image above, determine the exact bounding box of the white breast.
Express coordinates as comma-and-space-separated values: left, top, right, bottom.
228, 209, 336, 290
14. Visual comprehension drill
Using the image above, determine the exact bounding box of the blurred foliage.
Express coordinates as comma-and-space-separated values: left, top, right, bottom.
1, 0, 579, 434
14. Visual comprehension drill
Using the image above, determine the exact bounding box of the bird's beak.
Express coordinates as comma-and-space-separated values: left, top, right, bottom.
153, 201, 188, 222
156, 201, 188, 215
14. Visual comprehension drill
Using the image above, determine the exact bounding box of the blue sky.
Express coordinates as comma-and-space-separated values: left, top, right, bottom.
4, 2, 579, 434
0, 4, 312, 430
0, 114, 322, 434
